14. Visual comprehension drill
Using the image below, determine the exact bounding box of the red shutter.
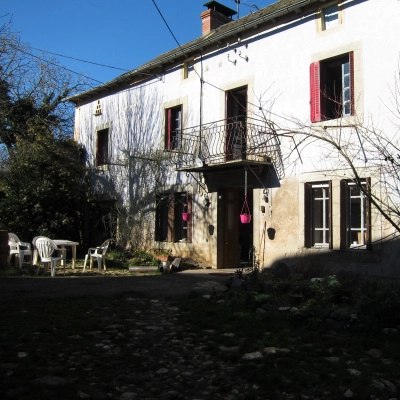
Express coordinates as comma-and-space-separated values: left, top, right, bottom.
310, 62, 321, 123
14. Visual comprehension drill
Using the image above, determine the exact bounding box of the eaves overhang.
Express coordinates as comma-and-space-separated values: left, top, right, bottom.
64, 0, 321, 105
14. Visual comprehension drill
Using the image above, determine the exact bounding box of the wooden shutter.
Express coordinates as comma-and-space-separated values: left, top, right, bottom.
167, 193, 175, 242
365, 177, 371, 249
155, 195, 162, 242
339, 180, 348, 249
310, 62, 321, 123
304, 183, 312, 248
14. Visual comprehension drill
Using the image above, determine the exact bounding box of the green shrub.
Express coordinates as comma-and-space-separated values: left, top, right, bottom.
129, 250, 158, 266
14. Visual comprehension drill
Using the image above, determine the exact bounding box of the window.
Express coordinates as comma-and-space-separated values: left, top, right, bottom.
184, 59, 195, 79
304, 182, 332, 248
340, 179, 371, 248
310, 52, 354, 122
322, 4, 339, 30
96, 128, 109, 166
165, 105, 182, 150
155, 192, 192, 243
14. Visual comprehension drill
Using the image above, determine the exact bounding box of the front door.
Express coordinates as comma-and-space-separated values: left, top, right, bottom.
220, 188, 253, 268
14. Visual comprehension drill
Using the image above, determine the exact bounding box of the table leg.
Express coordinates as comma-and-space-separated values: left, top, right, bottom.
71, 246, 76, 269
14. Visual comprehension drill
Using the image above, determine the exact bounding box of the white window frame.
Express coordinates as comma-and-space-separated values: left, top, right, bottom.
311, 182, 330, 247
347, 181, 367, 247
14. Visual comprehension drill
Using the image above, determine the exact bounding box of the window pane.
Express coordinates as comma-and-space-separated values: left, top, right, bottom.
314, 230, 323, 244
342, 61, 349, 75
324, 5, 339, 29
350, 198, 361, 228
314, 199, 324, 229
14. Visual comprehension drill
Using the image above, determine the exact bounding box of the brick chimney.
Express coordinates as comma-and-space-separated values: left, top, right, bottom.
201, 1, 237, 35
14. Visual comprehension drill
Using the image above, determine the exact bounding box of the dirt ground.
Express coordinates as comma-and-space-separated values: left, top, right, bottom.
0, 269, 235, 301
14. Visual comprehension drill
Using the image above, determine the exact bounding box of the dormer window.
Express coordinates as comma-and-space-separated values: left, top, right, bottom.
184, 59, 195, 79
322, 4, 340, 30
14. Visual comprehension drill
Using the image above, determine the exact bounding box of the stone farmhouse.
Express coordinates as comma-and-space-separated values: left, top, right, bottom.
67, 0, 400, 278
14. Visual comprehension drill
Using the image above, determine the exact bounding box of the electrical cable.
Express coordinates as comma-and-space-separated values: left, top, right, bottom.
29, 46, 130, 72
151, 0, 188, 59
10, 43, 104, 85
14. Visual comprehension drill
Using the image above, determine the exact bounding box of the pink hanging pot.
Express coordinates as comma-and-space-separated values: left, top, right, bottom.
182, 194, 191, 221
240, 213, 252, 223
182, 212, 191, 221
240, 195, 252, 224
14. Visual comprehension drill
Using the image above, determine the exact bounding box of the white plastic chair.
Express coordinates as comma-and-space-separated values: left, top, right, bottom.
83, 239, 111, 271
35, 237, 64, 277
8, 233, 32, 269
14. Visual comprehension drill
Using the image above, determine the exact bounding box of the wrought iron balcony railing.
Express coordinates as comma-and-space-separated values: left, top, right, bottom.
167, 117, 284, 180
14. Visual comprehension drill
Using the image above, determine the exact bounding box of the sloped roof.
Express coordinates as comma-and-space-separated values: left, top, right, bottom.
66, 0, 322, 104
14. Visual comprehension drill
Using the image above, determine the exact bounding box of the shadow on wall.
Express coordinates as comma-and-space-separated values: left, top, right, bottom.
264, 235, 400, 280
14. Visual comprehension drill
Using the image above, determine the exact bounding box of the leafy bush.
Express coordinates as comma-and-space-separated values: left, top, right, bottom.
129, 250, 158, 266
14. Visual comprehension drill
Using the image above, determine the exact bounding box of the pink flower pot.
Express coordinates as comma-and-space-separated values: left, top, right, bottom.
182, 212, 191, 221
240, 213, 252, 224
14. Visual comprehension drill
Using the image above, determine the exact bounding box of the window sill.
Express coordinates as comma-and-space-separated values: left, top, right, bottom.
312, 243, 329, 248
95, 164, 109, 172
348, 244, 368, 250
312, 115, 358, 128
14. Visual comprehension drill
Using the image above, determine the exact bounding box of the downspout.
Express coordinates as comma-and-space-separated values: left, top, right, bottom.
200, 51, 204, 157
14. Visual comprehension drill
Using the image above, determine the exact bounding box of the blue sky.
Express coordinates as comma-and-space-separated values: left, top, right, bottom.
2, 0, 274, 87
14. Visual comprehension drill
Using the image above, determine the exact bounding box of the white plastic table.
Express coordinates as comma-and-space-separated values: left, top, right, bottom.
53, 240, 79, 269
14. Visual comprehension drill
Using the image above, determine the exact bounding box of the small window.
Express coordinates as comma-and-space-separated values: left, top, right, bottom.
184, 59, 195, 79
165, 105, 182, 150
322, 4, 339, 30
305, 182, 332, 248
340, 179, 371, 249
96, 128, 109, 166
310, 52, 354, 122
155, 192, 192, 243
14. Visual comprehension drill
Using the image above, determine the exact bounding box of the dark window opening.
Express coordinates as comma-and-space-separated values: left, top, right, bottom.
155, 192, 192, 243
226, 86, 247, 160
310, 52, 354, 122
165, 106, 182, 150
96, 128, 109, 166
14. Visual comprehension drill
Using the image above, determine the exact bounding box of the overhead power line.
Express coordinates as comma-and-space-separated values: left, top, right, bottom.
11, 44, 104, 85
151, 0, 187, 58
30, 46, 130, 72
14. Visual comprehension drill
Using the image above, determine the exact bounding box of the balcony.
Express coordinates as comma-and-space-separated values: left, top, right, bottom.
167, 117, 284, 190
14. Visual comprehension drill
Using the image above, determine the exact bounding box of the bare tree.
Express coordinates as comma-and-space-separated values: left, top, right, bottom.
0, 20, 89, 149
253, 75, 400, 236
